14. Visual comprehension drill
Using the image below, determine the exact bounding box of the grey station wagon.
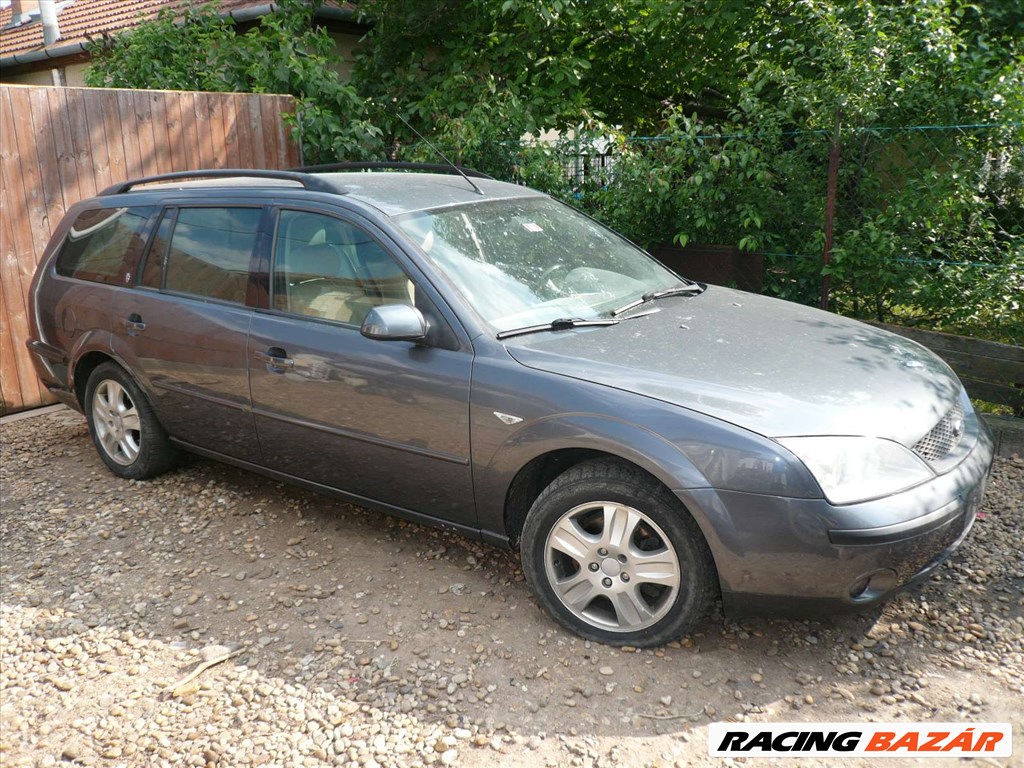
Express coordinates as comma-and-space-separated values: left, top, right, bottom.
27, 164, 994, 647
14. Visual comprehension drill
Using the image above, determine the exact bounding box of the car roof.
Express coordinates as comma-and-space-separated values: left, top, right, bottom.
119, 171, 546, 217
327, 172, 546, 216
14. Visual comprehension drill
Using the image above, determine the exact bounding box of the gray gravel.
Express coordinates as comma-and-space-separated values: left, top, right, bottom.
1, 409, 1022, 768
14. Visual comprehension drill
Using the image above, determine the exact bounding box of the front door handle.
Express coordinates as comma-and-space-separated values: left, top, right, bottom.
254, 347, 294, 369
123, 313, 146, 336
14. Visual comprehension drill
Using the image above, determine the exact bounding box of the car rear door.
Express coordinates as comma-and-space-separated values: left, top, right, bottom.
247, 205, 476, 526
110, 203, 268, 462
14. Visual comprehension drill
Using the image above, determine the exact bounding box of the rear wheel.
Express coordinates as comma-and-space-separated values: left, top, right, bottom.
84, 362, 178, 479
521, 459, 716, 646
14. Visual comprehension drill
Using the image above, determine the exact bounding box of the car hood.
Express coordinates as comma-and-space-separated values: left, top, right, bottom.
503, 286, 961, 444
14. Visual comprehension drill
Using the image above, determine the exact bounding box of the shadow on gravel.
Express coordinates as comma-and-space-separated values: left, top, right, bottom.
2, 411, 1020, 759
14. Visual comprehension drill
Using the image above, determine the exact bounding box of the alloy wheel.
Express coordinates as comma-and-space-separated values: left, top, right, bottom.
92, 379, 142, 466
543, 501, 680, 632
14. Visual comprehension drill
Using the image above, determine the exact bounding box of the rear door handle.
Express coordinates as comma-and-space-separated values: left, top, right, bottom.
254, 347, 294, 369
124, 313, 146, 335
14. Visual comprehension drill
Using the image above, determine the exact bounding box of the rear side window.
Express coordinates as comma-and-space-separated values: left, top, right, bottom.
55, 207, 157, 284
164, 207, 261, 304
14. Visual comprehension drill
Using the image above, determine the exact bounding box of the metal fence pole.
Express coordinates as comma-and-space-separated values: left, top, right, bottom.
821, 111, 842, 311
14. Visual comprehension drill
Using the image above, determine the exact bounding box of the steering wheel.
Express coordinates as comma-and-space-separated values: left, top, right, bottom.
534, 263, 570, 298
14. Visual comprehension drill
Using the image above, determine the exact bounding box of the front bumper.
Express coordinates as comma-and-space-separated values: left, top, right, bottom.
677, 416, 995, 618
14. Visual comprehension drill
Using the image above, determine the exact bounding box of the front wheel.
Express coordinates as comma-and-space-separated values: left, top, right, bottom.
521, 459, 717, 647
84, 362, 178, 480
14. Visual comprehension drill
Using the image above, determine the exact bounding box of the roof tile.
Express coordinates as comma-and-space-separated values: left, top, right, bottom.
0, 0, 355, 59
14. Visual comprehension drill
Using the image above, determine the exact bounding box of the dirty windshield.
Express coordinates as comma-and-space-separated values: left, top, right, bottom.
394, 198, 682, 333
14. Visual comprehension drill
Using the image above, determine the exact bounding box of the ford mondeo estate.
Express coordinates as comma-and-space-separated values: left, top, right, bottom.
27, 165, 994, 646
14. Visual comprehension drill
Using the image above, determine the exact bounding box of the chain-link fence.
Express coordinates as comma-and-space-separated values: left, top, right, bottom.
823, 124, 1022, 341
392, 123, 1022, 343
548, 123, 1024, 344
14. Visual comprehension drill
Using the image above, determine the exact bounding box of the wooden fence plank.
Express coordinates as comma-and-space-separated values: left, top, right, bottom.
181, 92, 204, 169
232, 94, 254, 169
260, 97, 282, 169
0, 85, 300, 413
27, 88, 62, 242
149, 92, 175, 176
165, 92, 185, 171
195, 92, 216, 169
100, 91, 127, 185
46, 88, 83, 210
81, 88, 114, 194
222, 94, 241, 168
8, 87, 49, 260
931, 348, 1024, 385
0, 205, 25, 416
870, 321, 1024, 364
65, 89, 99, 200
208, 91, 228, 168
4, 87, 51, 406
0, 287, 25, 416
22, 90, 62, 407
245, 95, 268, 168
0, 210, 40, 411
132, 90, 159, 179
958, 378, 1024, 410
133, 90, 159, 178
115, 90, 144, 184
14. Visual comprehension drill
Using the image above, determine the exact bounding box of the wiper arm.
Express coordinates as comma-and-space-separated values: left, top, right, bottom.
611, 284, 703, 317
496, 317, 620, 340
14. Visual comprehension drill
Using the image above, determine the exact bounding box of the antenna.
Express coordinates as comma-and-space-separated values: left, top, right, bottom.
387, 109, 486, 196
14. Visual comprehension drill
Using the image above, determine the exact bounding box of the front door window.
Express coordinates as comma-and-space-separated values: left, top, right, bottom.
272, 210, 415, 326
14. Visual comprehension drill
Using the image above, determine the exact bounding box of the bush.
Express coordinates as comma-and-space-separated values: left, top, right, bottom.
86, 0, 383, 164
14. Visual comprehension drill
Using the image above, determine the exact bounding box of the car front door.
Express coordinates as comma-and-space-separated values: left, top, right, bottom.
247, 207, 475, 526
111, 204, 265, 462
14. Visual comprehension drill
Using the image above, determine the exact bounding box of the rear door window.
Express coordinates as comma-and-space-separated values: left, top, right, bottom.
164, 207, 261, 304
55, 207, 157, 285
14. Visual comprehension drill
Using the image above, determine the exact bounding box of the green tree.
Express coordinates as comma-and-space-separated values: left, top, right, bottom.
86, 0, 1023, 341
86, 0, 382, 163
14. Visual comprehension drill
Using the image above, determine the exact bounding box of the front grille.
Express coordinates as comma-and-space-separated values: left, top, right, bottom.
912, 401, 965, 464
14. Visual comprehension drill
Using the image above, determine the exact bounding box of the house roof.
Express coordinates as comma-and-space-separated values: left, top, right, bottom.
0, 1, 357, 63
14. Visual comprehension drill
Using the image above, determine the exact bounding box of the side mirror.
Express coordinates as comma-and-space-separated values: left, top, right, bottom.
360, 304, 427, 342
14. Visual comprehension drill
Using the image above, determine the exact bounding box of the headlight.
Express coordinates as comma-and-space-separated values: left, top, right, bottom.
775, 436, 934, 505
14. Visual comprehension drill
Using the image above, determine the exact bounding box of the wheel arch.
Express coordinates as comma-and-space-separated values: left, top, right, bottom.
70, 338, 153, 411
487, 415, 713, 548
504, 448, 610, 548
72, 350, 117, 408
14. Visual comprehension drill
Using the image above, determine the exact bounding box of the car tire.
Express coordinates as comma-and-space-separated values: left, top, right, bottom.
521, 459, 716, 647
84, 362, 178, 480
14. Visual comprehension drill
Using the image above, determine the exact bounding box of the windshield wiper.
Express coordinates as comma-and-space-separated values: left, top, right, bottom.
611, 284, 703, 317
496, 317, 620, 340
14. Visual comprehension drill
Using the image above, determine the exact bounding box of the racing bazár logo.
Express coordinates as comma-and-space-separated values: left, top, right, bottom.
708, 722, 1012, 758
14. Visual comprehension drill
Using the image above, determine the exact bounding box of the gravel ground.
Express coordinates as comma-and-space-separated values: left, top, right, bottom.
1, 408, 1022, 768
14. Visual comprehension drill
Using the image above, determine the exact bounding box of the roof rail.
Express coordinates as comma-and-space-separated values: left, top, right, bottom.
291, 161, 495, 180
98, 169, 341, 196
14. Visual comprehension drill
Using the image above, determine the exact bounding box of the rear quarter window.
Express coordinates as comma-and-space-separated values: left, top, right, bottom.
55, 207, 157, 285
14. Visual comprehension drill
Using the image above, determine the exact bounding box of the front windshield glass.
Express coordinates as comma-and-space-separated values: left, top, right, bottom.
394, 197, 683, 333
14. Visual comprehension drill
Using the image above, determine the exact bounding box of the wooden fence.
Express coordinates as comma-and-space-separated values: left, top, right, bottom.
0, 84, 301, 415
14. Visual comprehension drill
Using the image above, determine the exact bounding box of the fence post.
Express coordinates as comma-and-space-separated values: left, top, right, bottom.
820, 111, 842, 311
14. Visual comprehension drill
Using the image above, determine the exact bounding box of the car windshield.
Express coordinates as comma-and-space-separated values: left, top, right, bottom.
394, 197, 684, 333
